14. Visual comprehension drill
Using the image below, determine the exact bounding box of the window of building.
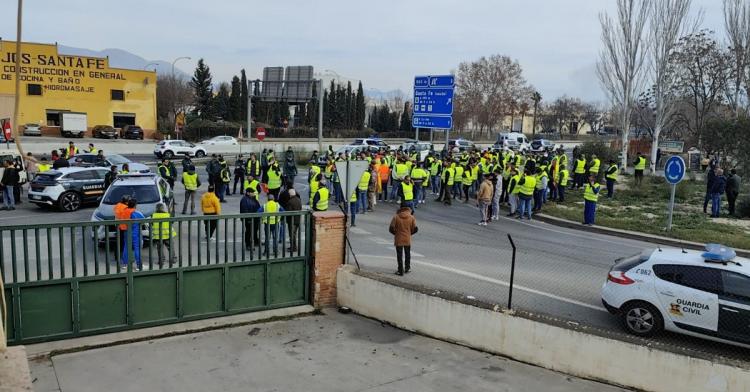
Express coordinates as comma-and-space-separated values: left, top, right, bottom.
111, 90, 125, 101
27, 84, 42, 96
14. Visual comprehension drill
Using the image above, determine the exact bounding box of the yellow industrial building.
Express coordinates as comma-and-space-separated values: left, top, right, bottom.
0, 40, 157, 137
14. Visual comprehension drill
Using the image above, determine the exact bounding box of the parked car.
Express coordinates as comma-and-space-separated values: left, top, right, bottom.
28, 167, 109, 212
530, 139, 557, 152
92, 125, 118, 139
314, 145, 380, 167
199, 136, 238, 146
401, 140, 433, 161
68, 153, 150, 173
447, 139, 476, 152
153, 140, 207, 159
120, 125, 144, 140
22, 123, 42, 136
601, 244, 750, 348
494, 132, 530, 152
352, 138, 391, 150
91, 173, 174, 243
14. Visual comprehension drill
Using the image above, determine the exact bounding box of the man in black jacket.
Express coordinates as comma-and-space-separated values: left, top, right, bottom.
1, 160, 19, 210
104, 165, 118, 188
726, 169, 741, 216
710, 168, 727, 218
239, 188, 261, 249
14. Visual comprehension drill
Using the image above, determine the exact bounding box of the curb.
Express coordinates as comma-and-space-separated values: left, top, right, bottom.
533, 212, 750, 258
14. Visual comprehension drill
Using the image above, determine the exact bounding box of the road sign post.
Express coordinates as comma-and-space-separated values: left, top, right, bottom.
412, 75, 454, 151
664, 156, 686, 231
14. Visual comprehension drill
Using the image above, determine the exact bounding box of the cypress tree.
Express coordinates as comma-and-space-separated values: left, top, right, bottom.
355, 82, 365, 130
399, 101, 412, 132
190, 58, 213, 119
345, 82, 353, 129
229, 76, 242, 121
240, 69, 248, 122
213, 82, 231, 121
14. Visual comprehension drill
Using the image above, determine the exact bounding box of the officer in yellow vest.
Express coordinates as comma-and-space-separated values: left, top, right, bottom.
583, 175, 601, 225
37, 157, 51, 173
410, 163, 428, 205
605, 159, 618, 198
181, 167, 201, 215
399, 176, 415, 214
312, 179, 329, 211
574, 154, 587, 189
356, 168, 371, 214
437, 161, 454, 205
507, 168, 520, 216
266, 161, 283, 200
557, 165, 569, 202
243, 174, 261, 196
259, 193, 285, 256
633, 152, 647, 186
429, 156, 442, 195
151, 202, 176, 266
588, 154, 601, 178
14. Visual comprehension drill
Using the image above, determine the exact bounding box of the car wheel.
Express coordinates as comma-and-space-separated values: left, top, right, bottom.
58, 191, 82, 212
163, 150, 174, 159
621, 301, 663, 337
195, 150, 206, 158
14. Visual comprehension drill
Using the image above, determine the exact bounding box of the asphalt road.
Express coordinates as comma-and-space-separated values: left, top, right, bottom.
1, 163, 746, 361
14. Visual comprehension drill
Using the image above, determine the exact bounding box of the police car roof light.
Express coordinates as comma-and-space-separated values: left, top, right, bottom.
702, 243, 739, 265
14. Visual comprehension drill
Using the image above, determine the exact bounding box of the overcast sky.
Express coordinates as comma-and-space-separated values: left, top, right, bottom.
2, 0, 725, 102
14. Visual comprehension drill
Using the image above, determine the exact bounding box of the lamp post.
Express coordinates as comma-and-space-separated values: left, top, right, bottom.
11, 0, 25, 156
171, 56, 191, 76
143, 62, 159, 71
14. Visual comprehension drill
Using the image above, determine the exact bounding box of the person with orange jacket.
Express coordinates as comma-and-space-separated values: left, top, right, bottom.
378, 158, 390, 201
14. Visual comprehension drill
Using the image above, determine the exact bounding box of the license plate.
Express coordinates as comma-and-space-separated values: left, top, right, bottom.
30, 195, 41, 200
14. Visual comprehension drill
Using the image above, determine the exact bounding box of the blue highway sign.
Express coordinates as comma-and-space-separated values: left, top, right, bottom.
664, 155, 686, 184
412, 115, 453, 129
414, 88, 453, 115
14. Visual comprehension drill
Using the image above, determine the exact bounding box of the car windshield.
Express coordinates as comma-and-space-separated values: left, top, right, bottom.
107, 155, 129, 165
103, 185, 160, 205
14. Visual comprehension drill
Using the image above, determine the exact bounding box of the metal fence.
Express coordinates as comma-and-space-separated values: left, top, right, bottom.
2, 211, 312, 344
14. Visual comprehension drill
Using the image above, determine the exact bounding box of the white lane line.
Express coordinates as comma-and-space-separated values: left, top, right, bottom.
350, 227, 372, 235
502, 216, 644, 249
358, 254, 606, 312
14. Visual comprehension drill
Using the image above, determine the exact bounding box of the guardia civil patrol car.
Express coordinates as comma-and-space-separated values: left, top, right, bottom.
602, 244, 750, 347
28, 167, 109, 211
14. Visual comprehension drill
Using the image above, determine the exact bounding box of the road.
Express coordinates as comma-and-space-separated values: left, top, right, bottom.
1, 162, 745, 361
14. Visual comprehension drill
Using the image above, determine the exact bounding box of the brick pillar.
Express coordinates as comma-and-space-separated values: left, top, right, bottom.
312, 211, 345, 308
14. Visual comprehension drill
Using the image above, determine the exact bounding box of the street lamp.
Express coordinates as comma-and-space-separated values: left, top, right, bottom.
172, 56, 191, 76
143, 62, 159, 71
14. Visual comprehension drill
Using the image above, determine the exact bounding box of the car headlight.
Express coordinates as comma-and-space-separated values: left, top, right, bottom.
92, 211, 106, 221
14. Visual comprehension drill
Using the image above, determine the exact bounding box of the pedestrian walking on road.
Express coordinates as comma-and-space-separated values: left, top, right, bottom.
711, 168, 727, 218
477, 173, 493, 226
583, 175, 601, 226
726, 169, 741, 216
389, 205, 418, 276
201, 185, 221, 239
181, 167, 200, 215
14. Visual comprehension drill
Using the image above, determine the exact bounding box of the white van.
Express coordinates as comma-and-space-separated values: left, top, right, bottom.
494, 132, 530, 152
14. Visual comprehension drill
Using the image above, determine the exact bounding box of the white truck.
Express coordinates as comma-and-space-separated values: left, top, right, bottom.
60, 112, 88, 138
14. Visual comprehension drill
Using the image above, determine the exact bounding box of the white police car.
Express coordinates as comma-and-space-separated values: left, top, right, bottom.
602, 244, 750, 347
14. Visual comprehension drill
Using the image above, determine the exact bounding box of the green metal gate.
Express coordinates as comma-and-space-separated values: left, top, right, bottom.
1, 211, 312, 344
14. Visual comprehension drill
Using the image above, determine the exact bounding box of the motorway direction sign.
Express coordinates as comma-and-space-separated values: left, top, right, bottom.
412, 115, 452, 129
412, 74, 454, 130
413, 88, 453, 115
664, 156, 686, 185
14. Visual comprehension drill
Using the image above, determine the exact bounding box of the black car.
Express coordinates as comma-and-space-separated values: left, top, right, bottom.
120, 125, 144, 140
28, 167, 110, 212
92, 125, 118, 139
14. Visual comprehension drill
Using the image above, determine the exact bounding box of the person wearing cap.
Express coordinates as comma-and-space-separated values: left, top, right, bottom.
240, 186, 261, 250
158, 158, 175, 189
201, 185, 221, 239
312, 178, 329, 211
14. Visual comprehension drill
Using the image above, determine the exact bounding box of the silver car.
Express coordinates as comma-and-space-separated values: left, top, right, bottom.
22, 124, 42, 136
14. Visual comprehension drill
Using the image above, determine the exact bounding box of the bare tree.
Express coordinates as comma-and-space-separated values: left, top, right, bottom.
597, 0, 651, 171
646, 0, 696, 173
157, 74, 194, 131
723, 0, 750, 115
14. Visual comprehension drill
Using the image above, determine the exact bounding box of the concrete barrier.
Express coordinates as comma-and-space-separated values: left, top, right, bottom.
337, 266, 750, 392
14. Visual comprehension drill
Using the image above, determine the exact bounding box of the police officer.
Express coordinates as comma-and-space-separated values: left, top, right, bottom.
605, 159, 618, 198
158, 159, 175, 189
232, 154, 246, 195
312, 178, 329, 211
181, 167, 200, 215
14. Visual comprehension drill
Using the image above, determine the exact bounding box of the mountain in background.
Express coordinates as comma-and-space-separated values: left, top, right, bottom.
57, 45, 191, 79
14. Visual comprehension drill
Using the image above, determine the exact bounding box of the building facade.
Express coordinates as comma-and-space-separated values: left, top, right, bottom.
0, 40, 156, 137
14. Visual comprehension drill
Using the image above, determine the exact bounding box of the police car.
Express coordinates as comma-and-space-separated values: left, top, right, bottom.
28, 167, 109, 211
601, 244, 750, 347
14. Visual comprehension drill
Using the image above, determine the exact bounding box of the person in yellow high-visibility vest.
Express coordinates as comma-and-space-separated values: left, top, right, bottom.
151, 202, 176, 266
356, 168, 371, 214
605, 160, 618, 198
633, 152, 647, 187
258, 193, 285, 256
583, 175, 601, 225
516, 168, 536, 220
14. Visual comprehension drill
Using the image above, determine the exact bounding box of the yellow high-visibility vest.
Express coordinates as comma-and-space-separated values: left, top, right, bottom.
151, 212, 176, 240
584, 183, 601, 202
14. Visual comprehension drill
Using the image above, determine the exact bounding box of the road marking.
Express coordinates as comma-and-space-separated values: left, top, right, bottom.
503, 216, 644, 249
357, 254, 606, 312
350, 227, 371, 235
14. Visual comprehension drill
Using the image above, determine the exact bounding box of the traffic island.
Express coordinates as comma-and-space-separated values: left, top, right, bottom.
337, 265, 750, 392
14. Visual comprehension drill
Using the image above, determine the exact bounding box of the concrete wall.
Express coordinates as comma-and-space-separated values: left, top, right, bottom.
337, 266, 750, 392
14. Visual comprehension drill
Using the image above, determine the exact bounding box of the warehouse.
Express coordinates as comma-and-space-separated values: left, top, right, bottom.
0, 40, 157, 138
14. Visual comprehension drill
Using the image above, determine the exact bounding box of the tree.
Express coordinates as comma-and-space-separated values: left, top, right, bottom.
531, 91, 542, 136
240, 69, 248, 122
518, 102, 530, 132
399, 101, 412, 132
597, 0, 651, 171
669, 30, 733, 148
229, 76, 242, 121
190, 58, 214, 119
156, 73, 193, 130
212, 82, 231, 121
355, 82, 366, 130
723, 0, 750, 115
548, 96, 585, 135
580, 102, 606, 135
647, 0, 695, 173
306, 82, 318, 127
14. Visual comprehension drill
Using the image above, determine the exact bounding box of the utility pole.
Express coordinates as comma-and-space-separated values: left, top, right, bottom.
245, 80, 253, 154
317, 79, 324, 153
12, 0, 25, 157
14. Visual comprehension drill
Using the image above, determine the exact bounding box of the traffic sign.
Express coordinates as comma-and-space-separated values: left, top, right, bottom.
413, 88, 453, 116
412, 74, 454, 130
2, 119, 11, 141
412, 115, 452, 129
256, 127, 266, 141
664, 156, 685, 184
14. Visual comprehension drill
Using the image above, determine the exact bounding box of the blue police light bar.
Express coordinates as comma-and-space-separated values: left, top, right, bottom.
702, 243, 737, 262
